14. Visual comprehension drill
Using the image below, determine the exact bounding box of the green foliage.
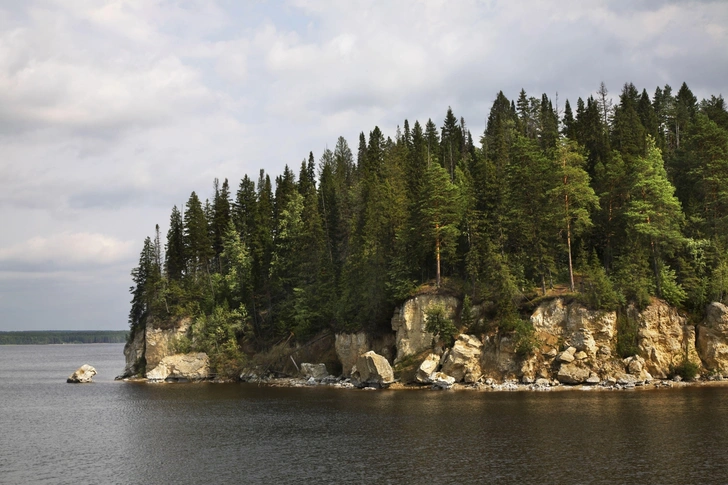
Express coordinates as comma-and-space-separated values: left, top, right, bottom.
425, 304, 458, 348
129, 82, 728, 364
460, 295, 474, 329
190, 306, 249, 379
659, 265, 687, 307
670, 359, 700, 381
616, 313, 640, 358
581, 251, 620, 311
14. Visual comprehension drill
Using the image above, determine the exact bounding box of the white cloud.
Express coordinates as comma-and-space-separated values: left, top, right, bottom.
0, 232, 135, 268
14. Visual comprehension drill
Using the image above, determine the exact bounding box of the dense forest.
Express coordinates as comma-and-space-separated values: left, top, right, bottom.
129, 81, 728, 376
0, 331, 128, 345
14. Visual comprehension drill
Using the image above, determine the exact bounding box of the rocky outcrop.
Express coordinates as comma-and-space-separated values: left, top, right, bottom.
352, 351, 394, 387
334, 332, 396, 376
391, 294, 459, 363
146, 353, 209, 382
335, 332, 370, 376
300, 363, 329, 379
697, 302, 728, 373
633, 299, 698, 378
119, 316, 191, 379
416, 353, 441, 383
441, 334, 483, 383
144, 317, 192, 371
477, 298, 696, 385
67, 364, 96, 383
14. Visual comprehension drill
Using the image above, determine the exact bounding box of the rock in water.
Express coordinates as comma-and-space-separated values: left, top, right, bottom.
67, 364, 97, 383
352, 351, 394, 387
300, 363, 329, 380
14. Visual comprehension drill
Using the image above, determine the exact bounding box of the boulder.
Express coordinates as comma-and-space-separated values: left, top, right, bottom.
430, 372, 456, 390
352, 351, 394, 387
556, 351, 575, 363
416, 354, 441, 384
300, 363, 329, 380
146, 352, 209, 381
391, 294, 459, 363
557, 363, 590, 384
697, 302, 728, 373
335, 332, 371, 376
440, 334, 483, 383
67, 364, 96, 383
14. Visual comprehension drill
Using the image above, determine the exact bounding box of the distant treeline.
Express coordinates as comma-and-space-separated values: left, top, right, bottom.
0, 331, 129, 345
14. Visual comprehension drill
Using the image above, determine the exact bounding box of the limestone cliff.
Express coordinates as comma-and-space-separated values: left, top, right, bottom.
390, 294, 459, 363
119, 316, 192, 379
390, 295, 728, 386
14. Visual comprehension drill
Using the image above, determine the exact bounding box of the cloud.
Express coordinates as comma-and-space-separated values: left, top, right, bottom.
0, 232, 135, 271
0, 0, 726, 330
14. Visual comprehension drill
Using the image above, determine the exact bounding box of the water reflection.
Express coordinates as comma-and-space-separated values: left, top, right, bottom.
4, 346, 728, 484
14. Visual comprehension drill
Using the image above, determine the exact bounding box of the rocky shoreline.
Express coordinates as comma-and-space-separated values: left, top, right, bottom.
119, 294, 728, 391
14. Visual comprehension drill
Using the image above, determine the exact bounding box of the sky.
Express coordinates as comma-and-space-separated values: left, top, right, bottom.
0, 0, 727, 331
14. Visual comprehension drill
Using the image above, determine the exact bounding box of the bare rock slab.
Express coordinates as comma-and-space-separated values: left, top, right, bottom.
67, 364, 97, 383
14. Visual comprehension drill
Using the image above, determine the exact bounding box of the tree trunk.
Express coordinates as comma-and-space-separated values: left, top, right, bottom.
651, 239, 662, 298
436, 228, 441, 288
567, 219, 575, 292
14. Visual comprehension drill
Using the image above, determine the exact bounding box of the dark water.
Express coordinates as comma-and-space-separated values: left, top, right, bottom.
2, 345, 728, 484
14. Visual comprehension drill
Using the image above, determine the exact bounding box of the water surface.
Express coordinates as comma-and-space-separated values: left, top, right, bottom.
1, 344, 727, 484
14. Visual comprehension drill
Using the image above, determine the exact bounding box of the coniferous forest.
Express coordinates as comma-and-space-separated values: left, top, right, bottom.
128, 82, 728, 377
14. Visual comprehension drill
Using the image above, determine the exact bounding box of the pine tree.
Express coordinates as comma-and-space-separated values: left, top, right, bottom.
549, 140, 599, 291
420, 163, 462, 287
625, 137, 685, 298
165, 205, 186, 282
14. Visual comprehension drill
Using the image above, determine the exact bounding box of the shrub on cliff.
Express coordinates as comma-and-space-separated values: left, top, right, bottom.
425, 304, 458, 348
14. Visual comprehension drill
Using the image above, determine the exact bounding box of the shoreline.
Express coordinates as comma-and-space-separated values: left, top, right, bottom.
119, 375, 728, 392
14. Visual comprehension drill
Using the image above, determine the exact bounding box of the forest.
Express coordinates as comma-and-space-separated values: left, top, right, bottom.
128, 81, 728, 377
0, 331, 128, 345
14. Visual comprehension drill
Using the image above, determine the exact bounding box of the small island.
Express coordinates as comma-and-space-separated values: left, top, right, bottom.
117, 81, 728, 389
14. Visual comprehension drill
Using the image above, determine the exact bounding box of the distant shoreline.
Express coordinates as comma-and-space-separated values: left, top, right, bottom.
0, 330, 128, 345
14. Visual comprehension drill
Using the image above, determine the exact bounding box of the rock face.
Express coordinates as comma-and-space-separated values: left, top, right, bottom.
416, 353, 441, 383
697, 302, 728, 373
146, 353, 209, 382
334, 332, 397, 376
335, 332, 371, 376
300, 363, 329, 379
441, 334, 483, 383
144, 317, 192, 371
352, 351, 394, 387
119, 316, 191, 379
476, 297, 700, 384
391, 294, 459, 363
634, 299, 698, 378
121, 327, 145, 378
67, 364, 97, 383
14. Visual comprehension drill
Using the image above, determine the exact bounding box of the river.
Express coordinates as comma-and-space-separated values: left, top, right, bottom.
2, 343, 728, 484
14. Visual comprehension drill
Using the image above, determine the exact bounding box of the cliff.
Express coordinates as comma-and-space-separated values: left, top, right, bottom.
121, 291, 728, 387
